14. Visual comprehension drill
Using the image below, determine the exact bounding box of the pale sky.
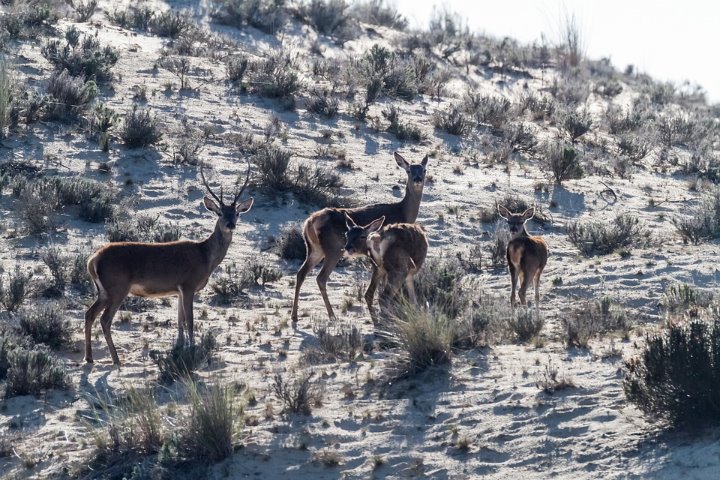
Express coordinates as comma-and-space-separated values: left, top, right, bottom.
393, 0, 720, 103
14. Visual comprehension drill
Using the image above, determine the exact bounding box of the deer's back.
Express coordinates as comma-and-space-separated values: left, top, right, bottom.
371, 223, 428, 273
507, 235, 548, 271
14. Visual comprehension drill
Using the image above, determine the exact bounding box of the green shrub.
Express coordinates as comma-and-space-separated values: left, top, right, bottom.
559, 107, 592, 142
413, 257, 469, 319
42, 28, 118, 81
5, 345, 67, 397
562, 297, 629, 347
433, 104, 471, 136
120, 106, 162, 148
45, 70, 98, 121
149, 332, 218, 384
567, 213, 648, 256
18, 304, 71, 349
542, 141, 583, 184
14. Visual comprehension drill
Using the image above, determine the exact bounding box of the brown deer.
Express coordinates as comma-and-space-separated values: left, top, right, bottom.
290, 152, 429, 322
84, 164, 253, 364
497, 205, 548, 308
344, 215, 428, 320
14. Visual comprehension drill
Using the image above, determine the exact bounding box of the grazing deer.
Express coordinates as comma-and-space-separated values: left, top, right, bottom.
497, 205, 548, 308
344, 215, 428, 320
291, 152, 429, 322
84, 164, 254, 364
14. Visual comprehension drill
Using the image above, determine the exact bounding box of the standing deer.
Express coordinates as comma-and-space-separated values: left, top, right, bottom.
344, 215, 428, 320
497, 205, 548, 308
291, 152, 429, 322
84, 164, 253, 364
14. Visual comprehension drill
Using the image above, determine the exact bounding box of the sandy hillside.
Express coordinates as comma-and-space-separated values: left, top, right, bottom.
0, 0, 719, 479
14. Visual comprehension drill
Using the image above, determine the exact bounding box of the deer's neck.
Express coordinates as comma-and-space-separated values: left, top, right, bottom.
399, 183, 423, 223
512, 226, 530, 240
205, 223, 233, 271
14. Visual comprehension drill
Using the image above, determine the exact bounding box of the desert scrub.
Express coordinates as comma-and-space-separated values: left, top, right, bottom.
211, 258, 280, 304
672, 191, 720, 245
45, 70, 98, 121
413, 257, 470, 319
120, 106, 162, 148
17, 304, 71, 349
72, 0, 98, 22
355, 44, 418, 102
108, 5, 155, 30
624, 316, 720, 426
463, 93, 513, 131
273, 370, 322, 415
0, 267, 32, 312
558, 107, 592, 142
662, 283, 713, 317
302, 0, 359, 42
149, 332, 218, 383
0, 56, 11, 139
4, 344, 67, 397
211, 0, 286, 35
541, 141, 583, 184
306, 90, 340, 119
106, 215, 180, 243
506, 309, 545, 343
351, 0, 407, 29
562, 297, 629, 347
152, 10, 194, 38
273, 224, 306, 260
382, 105, 424, 142
245, 48, 302, 108
41, 26, 118, 82
433, 104, 472, 136
311, 321, 363, 362
566, 213, 648, 256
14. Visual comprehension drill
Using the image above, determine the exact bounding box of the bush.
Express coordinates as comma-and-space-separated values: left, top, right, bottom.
356, 45, 418, 102
464, 93, 512, 130
382, 105, 423, 142
274, 224, 306, 260
73, 0, 98, 22
519, 92, 555, 121
306, 90, 339, 119
541, 141, 583, 184
152, 10, 193, 38
616, 134, 651, 162
211, 0, 286, 35
106, 215, 180, 243
226, 54, 249, 84
624, 317, 720, 426
5, 344, 67, 397
567, 213, 648, 256
549, 73, 589, 106
42, 28, 118, 82
0, 56, 10, 139
662, 283, 713, 316
507, 309, 544, 343
672, 192, 720, 244
559, 107, 592, 142
312, 322, 362, 362
18, 180, 58, 235
108, 5, 155, 30
562, 297, 629, 347
303, 0, 357, 41
0, 267, 32, 312
18, 304, 71, 349
120, 106, 162, 148
605, 104, 645, 134
681, 150, 720, 184
386, 303, 454, 376
273, 370, 321, 415
351, 0, 407, 29
414, 257, 469, 319
178, 381, 238, 463
45, 70, 98, 121
41, 247, 69, 296
149, 332, 218, 383
249, 49, 302, 106
433, 104, 471, 136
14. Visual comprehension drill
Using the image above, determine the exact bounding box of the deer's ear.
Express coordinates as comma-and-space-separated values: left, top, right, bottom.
235, 197, 254, 214
394, 152, 410, 172
421, 154, 429, 167
521, 207, 535, 221
204, 196, 222, 215
497, 205, 511, 220
367, 216, 385, 233
345, 213, 357, 230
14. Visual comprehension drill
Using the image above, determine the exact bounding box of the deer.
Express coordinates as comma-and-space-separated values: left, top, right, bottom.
497, 205, 548, 309
343, 215, 428, 321
84, 164, 254, 365
290, 151, 429, 322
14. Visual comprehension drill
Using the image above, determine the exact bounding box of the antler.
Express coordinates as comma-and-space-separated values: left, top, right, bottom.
231, 158, 251, 206
200, 163, 223, 206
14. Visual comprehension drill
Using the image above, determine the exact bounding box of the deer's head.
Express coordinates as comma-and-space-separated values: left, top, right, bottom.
344, 214, 385, 257
395, 152, 428, 194
201, 162, 254, 233
498, 205, 535, 238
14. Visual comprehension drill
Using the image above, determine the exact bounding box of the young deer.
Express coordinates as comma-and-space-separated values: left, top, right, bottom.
291, 152, 429, 322
84, 165, 253, 365
344, 215, 428, 320
498, 205, 548, 308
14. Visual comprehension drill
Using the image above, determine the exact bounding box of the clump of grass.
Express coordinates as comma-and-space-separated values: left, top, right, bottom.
672, 192, 720, 245
45, 69, 98, 122
273, 224, 306, 260
106, 215, 180, 243
18, 304, 71, 349
120, 106, 162, 148
507, 309, 544, 343
273, 370, 321, 415
306, 90, 340, 119
413, 257, 469, 319
92, 103, 118, 152
536, 357, 575, 394
5, 344, 67, 397
311, 322, 363, 362
149, 332, 218, 384
566, 213, 648, 256
662, 283, 713, 316
0, 56, 11, 139
211, 259, 281, 304
0, 267, 32, 312
41, 27, 118, 82
541, 140, 583, 184
562, 297, 629, 347
433, 104, 471, 136
624, 316, 720, 426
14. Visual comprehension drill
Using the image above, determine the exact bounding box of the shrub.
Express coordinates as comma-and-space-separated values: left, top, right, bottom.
502, 122, 538, 154
672, 192, 720, 245
120, 106, 162, 148
681, 150, 720, 184
41, 28, 119, 81
152, 10, 193, 38
541, 141, 583, 184
226, 54, 249, 84
5, 344, 67, 397
624, 317, 720, 426
558, 107, 592, 142
210, 262, 255, 304
312, 322, 362, 362
306, 90, 340, 119
45, 70, 98, 121
178, 381, 238, 462
356, 45, 418, 102
464, 93, 513, 130
433, 104, 471, 136
303, 0, 357, 41
149, 332, 218, 383
616, 134, 651, 162
0, 56, 10, 139
18, 304, 71, 349
73, 0, 98, 22
274, 224, 306, 260
662, 283, 713, 316
656, 113, 699, 148
41, 247, 69, 296
549, 74, 589, 106
605, 104, 645, 134
211, 0, 287, 35
18, 180, 58, 235
249, 49, 302, 106
273, 370, 321, 415
558, 11, 584, 68
519, 92, 555, 121
106, 215, 180, 243
386, 303, 454, 376
567, 213, 648, 256
0, 267, 32, 312
562, 297, 629, 347
108, 5, 155, 30
536, 357, 575, 394
413, 257, 469, 319
52, 177, 116, 223
507, 309, 544, 343
351, 0, 407, 29
382, 105, 423, 142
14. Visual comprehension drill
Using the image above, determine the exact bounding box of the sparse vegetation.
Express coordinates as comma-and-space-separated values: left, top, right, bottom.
149, 332, 218, 383
433, 104, 471, 136
106, 215, 180, 243
0, 267, 32, 312
273, 370, 321, 415
273, 224, 306, 260
541, 141, 583, 184
42, 27, 118, 81
567, 213, 648, 256
5, 344, 67, 397
562, 297, 629, 347
120, 106, 162, 148
211, 0, 287, 35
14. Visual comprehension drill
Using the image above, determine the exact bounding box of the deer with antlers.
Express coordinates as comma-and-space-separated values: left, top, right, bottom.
497, 205, 548, 308
291, 152, 429, 322
344, 215, 428, 320
84, 164, 253, 364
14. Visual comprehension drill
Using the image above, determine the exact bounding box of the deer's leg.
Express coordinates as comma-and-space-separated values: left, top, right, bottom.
316, 251, 343, 321
534, 268, 543, 308
518, 269, 531, 307
176, 290, 186, 346
379, 272, 404, 320
99, 294, 126, 365
180, 288, 195, 346
405, 273, 418, 305
508, 262, 518, 309
291, 247, 324, 322
84, 297, 107, 363
364, 265, 382, 321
